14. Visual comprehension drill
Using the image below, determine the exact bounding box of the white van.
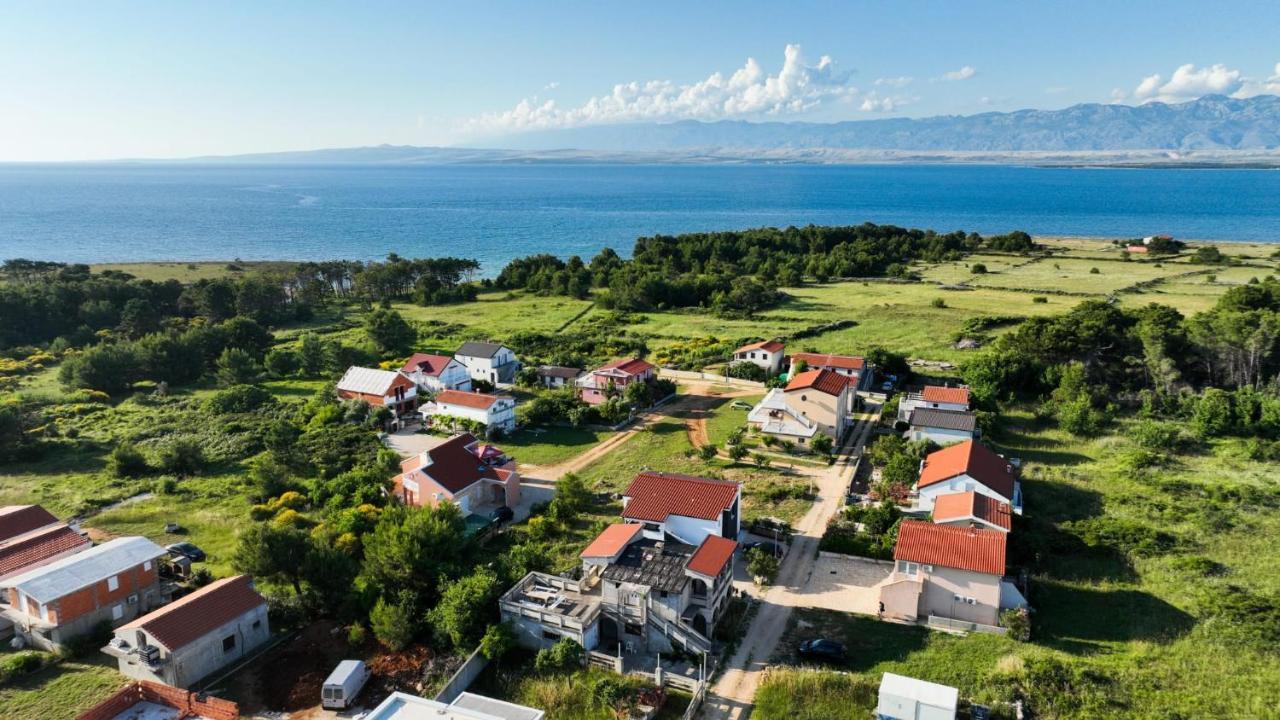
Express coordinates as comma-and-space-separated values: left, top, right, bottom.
321, 659, 371, 710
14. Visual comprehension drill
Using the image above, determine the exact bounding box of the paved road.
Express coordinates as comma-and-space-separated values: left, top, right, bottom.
699, 403, 881, 720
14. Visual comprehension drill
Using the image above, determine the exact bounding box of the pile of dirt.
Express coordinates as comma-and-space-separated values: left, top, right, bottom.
255, 621, 349, 711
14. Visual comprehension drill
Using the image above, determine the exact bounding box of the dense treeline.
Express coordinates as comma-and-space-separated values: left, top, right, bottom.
495, 224, 1035, 314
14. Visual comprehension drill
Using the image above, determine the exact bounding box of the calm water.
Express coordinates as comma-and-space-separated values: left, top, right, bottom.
1, 164, 1277, 272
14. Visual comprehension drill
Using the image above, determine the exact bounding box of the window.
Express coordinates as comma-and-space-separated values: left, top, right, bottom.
143, 560, 152, 572
252, 620, 262, 630
112, 604, 124, 621
897, 561, 920, 577
541, 630, 560, 641
222, 635, 236, 652
107, 575, 119, 592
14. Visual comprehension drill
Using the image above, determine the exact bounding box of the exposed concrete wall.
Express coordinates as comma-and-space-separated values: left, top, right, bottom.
920, 567, 1001, 627
434, 647, 489, 704
113, 603, 270, 688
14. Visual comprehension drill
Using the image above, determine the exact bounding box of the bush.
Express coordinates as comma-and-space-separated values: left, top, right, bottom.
215, 347, 263, 386
107, 442, 150, 477
1001, 607, 1031, 641
480, 623, 515, 661
0, 651, 47, 683
264, 347, 301, 377
1033, 296, 1048, 304
347, 623, 367, 648
724, 361, 767, 382
971, 263, 988, 274
1089, 267, 1101, 274
534, 638, 585, 673
205, 384, 276, 414
747, 547, 780, 584
370, 591, 418, 651
931, 298, 947, 308
153, 476, 178, 495
699, 444, 718, 461
154, 438, 205, 476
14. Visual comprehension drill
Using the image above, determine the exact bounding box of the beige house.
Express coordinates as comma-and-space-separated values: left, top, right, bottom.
747, 369, 851, 444
879, 520, 1008, 628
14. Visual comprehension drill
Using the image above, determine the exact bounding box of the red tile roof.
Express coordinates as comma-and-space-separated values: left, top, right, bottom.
597, 357, 656, 376
433, 389, 507, 410
736, 340, 785, 354
120, 575, 266, 651
580, 523, 643, 559
0, 505, 59, 543
931, 492, 1011, 532
687, 535, 737, 577
790, 352, 865, 371
785, 369, 848, 397
921, 386, 970, 406
622, 472, 739, 522
400, 353, 456, 377
917, 440, 1017, 501
400, 433, 515, 495
0, 525, 89, 577
894, 520, 1006, 576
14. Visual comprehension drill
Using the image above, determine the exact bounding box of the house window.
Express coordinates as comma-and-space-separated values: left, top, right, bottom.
223, 635, 236, 652
107, 575, 119, 592
542, 630, 560, 641
143, 560, 152, 572
897, 561, 920, 577
112, 604, 124, 621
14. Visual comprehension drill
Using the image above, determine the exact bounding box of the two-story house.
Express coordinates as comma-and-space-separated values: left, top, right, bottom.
903, 408, 978, 445
620, 471, 740, 545
400, 353, 472, 393
577, 358, 657, 407
455, 342, 520, 385
878, 520, 1014, 628
915, 440, 1022, 514
335, 366, 418, 426
898, 385, 971, 422
732, 340, 785, 375
789, 352, 871, 392
535, 365, 585, 390
392, 433, 521, 516
0, 505, 90, 581
104, 574, 269, 688
2, 536, 168, 650
420, 389, 517, 434
748, 369, 851, 445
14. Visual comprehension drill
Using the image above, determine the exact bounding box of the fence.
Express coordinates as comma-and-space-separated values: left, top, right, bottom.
926, 614, 1008, 635
78, 681, 238, 720
657, 368, 765, 389
434, 647, 489, 704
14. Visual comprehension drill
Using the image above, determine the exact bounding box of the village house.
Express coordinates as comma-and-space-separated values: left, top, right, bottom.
914, 440, 1022, 514
455, 341, 521, 385
535, 365, 585, 389
879, 520, 1015, 629
732, 340, 786, 375
335, 366, 418, 426
789, 351, 872, 392
1, 536, 168, 650
931, 492, 1012, 533
103, 575, 269, 688
903, 407, 978, 445
75, 680, 239, 720
0, 505, 90, 581
400, 352, 472, 392
897, 385, 971, 422
393, 433, 521, 516
748, 369, 851, 445
365, 690, 544, 720
420, 388, 517, 434
621, 471, 741, 545
577, 357, 658, 406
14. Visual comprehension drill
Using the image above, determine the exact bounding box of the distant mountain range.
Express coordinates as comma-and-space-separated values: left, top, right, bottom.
165, 95, 1280, 166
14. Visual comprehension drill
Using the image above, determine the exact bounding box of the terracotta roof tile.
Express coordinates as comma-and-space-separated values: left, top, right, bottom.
580, 523, 643, 559
400, 353, 456, 377
433, 389, 508, 410
0, 526, 89, 577
622, 472, 739, 523
931, 492, 1011, 532
790, 352, 865, 371
399, 433, 515, 495
687, 535, 737, 577
922, 386, 971, 406
917, 440, 1016, 501
597, 357, 656, 376
894, 520, 1006, 576
784, 369, 848, 397
121, 575, 266, 651
0, 505, 59, 543
736, 340, 785, 354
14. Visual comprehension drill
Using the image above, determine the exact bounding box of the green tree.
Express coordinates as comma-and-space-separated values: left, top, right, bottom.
752, 452, 770, 468
364, 307, 415, 355
429, 568, 502, 648
549, 472, 591, 522
232, 524, 313, 595
155, 438, 204, 476
107, 443, 150, 478
359, 504, 465, 602
59, 343, 143, 395
118, 298, 160, 338
479, 623, 515, 662
216, 347, 263, 386
623, 379, 653, 407
264, 347, 301, 377
370, 590, 418, 651
699, 443, 718, 461
297, 332, 329, 375
1193, 388, 1235, 437
533, 638, 584, 673
747, 547, 780, 584
810, 433, 834, 456
728, 443, 750, 462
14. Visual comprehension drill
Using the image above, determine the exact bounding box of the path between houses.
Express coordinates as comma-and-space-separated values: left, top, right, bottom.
699, 404, 880, 720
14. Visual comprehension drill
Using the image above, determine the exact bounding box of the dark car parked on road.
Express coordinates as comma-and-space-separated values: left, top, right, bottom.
166, 541, 205, 562
797, 638, 847, 664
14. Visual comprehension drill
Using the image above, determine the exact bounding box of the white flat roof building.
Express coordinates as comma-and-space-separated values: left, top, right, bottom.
366, 691, 544, 720
877, 672, 958, 720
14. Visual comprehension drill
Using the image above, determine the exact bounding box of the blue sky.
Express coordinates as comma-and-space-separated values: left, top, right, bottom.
2, 1, 1278, 160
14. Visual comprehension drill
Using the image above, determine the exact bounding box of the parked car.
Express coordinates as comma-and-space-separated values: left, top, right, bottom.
490, 506, 515, 523
797, 638, 847, 663
166, 541, 205, 562
321, 660, 371, 710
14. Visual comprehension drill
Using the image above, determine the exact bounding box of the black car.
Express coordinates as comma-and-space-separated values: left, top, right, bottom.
490, 506, 515, 523
166, 541, 206, 562
797, 639, 847, 663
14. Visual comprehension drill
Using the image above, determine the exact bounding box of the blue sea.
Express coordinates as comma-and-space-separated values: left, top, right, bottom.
0, 164, 1277, 273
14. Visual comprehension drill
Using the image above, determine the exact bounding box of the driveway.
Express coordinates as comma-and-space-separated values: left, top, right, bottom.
383, 427, 449, 458
795, 553, 892, 615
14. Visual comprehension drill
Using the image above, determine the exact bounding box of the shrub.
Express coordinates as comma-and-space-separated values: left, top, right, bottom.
370, 591, 418, 651
747, 547, 780, 584
971, 263, 988, 274
205, 384, 276, 414
724, 361, 767, 382
264, 347, 301, 377
752, 452, 770, 468
215, 347, 263, 386
347, 623, 367, 648
0, 651, 47, 683
699, 444, 718, 461
154, 438, 205, 476
728, 443, 750, 461
1089, 267, 1101, 274
1032, 296, 1048, 304
534, 638, 584, 673
153, 476, 178, 495
480, 623, 515, 661
931, 298, 947, 308
1001, 607, 1031, 641
107, 442, 150, 477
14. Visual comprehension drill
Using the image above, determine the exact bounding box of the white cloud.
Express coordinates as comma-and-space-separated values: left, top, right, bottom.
875, 75, 913, 88
940, 66, 976, 81
858, 91, 912, 112
1110, 87, 1129, 103
1234, 62, 1280, 97
468, 44, 860, 132
543, 81, 560, 91
1132, 64, 1243, 103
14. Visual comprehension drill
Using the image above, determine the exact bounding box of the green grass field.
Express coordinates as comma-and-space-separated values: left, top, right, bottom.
88, 260, 299, 282
0, 654, 126, 720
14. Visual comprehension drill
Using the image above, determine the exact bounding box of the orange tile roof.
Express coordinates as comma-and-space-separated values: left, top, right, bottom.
931, 492, 1011, 532
736, 340, 785, 354
687, 535, 737, 577
622, 472, 739, 522
785, 369, 848, 397
580, 523, 643, 559
917, 440, 1016, 501
921, 386, 970, 406
0, 525, 89, 577
597, 357, 656, 376
0, 505, 59, 543
790, 352, 865, 371
433, 389, 507, 410
894, 520, 1006, 576
400, 353, 455, 376
121, 575, 266, 651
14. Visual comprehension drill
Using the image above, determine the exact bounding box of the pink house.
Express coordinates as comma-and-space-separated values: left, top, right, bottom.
392, 433, 521, 515
576, 358, 657, 406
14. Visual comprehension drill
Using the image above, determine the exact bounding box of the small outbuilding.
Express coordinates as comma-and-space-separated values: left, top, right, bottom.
876, 672, 958, 720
